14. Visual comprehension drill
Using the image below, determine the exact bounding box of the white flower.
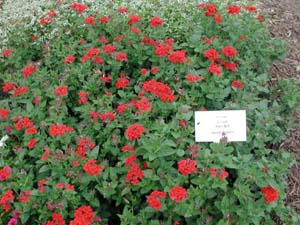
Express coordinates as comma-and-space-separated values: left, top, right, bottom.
0, 135, 9, 148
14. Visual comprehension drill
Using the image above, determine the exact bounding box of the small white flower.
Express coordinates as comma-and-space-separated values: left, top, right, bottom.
0, 135, 9, 147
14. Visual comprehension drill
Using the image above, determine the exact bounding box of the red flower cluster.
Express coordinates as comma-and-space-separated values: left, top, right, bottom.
134, 98, 152, 112
128, 14, 141, 25
54, 86, 68, 97
84, 16, 95, 25
78, 91, 89, 104
100, 15, 109, 24
2, 49, 13, 58
40, 17, 52, 25
70, 205, 95, 225
76, 138, 96, 156
131, 26, 141, 34
146, 190, 167, 211
0, 108, 9, 120
116, 77, 130, 89
83, 159, 104, 176
169, 186, 187, 203
115, 52, 128, 62
27, 138, 37, 149
150, 16, 164, 28
142, 80, 176, 102
14, 117, 34, 130
22, 65, 36, 78
231, 80, 244, 89
81, 48, 102, 64
177, 158, 197, 175
70, 2, 88, 14
41, 150, 51, 161
168, 50, 186, 64
125, 123, 145, 140
118, 7, 128, 14
185, 74, 204, 83
209, 168, 229, 180
207, 63, 222, 76
121, 145, 135, 152
64, 55, 75, 64
204, 4, 217, 16
261, 186, 279, 203
227, 5, 241, 15
0, 190, 14, 212
89, 111, 116, 123
25, 127, 37, 135
221, 45, 237, 58
155, 43, 172, 57
203, 49, 219, 61
0, 166, 12, 181
2, 82, 16, 93
13, 86, 29, 97
19, 190, 31, 203
103, 44, 117, 54
49, 124, 74, 137
45, 213, 65, 225
124, 154, 137, 167
125, 163, 144, 185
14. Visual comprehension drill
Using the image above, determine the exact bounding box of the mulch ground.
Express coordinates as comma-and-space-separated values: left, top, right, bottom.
260, 0, 300, 216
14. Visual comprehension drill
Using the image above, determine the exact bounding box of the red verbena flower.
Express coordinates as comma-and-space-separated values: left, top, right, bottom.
125, 154, 137, 167
14, 117, 34, 130
78, 91, 89, 104
131, 26, 141, 34
207, 63, 222, 76
25, 127, 37, 135
150, 66, 159, 74
116, 78, 130, 89
232, 80, 244, 89
49, 124, 74, 137
2, 49, 13, 58
54, 86, 68, 97
64, 55, 75, 64
125, 163, 144, 185
219, 168, 229, 180
0, 190, 14, 212
0, 108, 9, 120
76, 138, 96, 156
178, 158, 197, 175
150, 16, 164, 28
169, 186, 187, 203
103, 44, 117, 54
0, 166, 12, 181
22, 65, 36, 78
140, 68, 148, 76
100, 15, 109, 24
227, 5, 241, 15
121, 145, 135, 152
115, 52, 128, 62
83, 159, 104, 176
70, 205, 95, 225
41, 150, 51, 161
155, 43, 172, 57
245, 6, 257, 12
210, 168, 217, 178
214, 14, 222, 23
203, 49, 219, 61
128, 14, 141, 25
146, 190, 166, 211
118, 7, 128, 14
13, 86, 29, 97
168, 50, 186, 64
134, 98, 152, 112
261, 186, 279, 203
221, 46, 237, 58
205, 4, 217, 16
70, 2, 88, 14
84, 16, 96, 25
224, 62, 237, 72
27, 138, 37, 149
2, 82, 16, 93
125, 124, 145, 140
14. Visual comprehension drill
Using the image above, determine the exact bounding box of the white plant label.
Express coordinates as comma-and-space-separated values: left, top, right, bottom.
195, 110, 247, 142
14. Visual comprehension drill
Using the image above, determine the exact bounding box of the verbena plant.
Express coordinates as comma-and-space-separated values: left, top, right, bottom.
0, 1, 299, 224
